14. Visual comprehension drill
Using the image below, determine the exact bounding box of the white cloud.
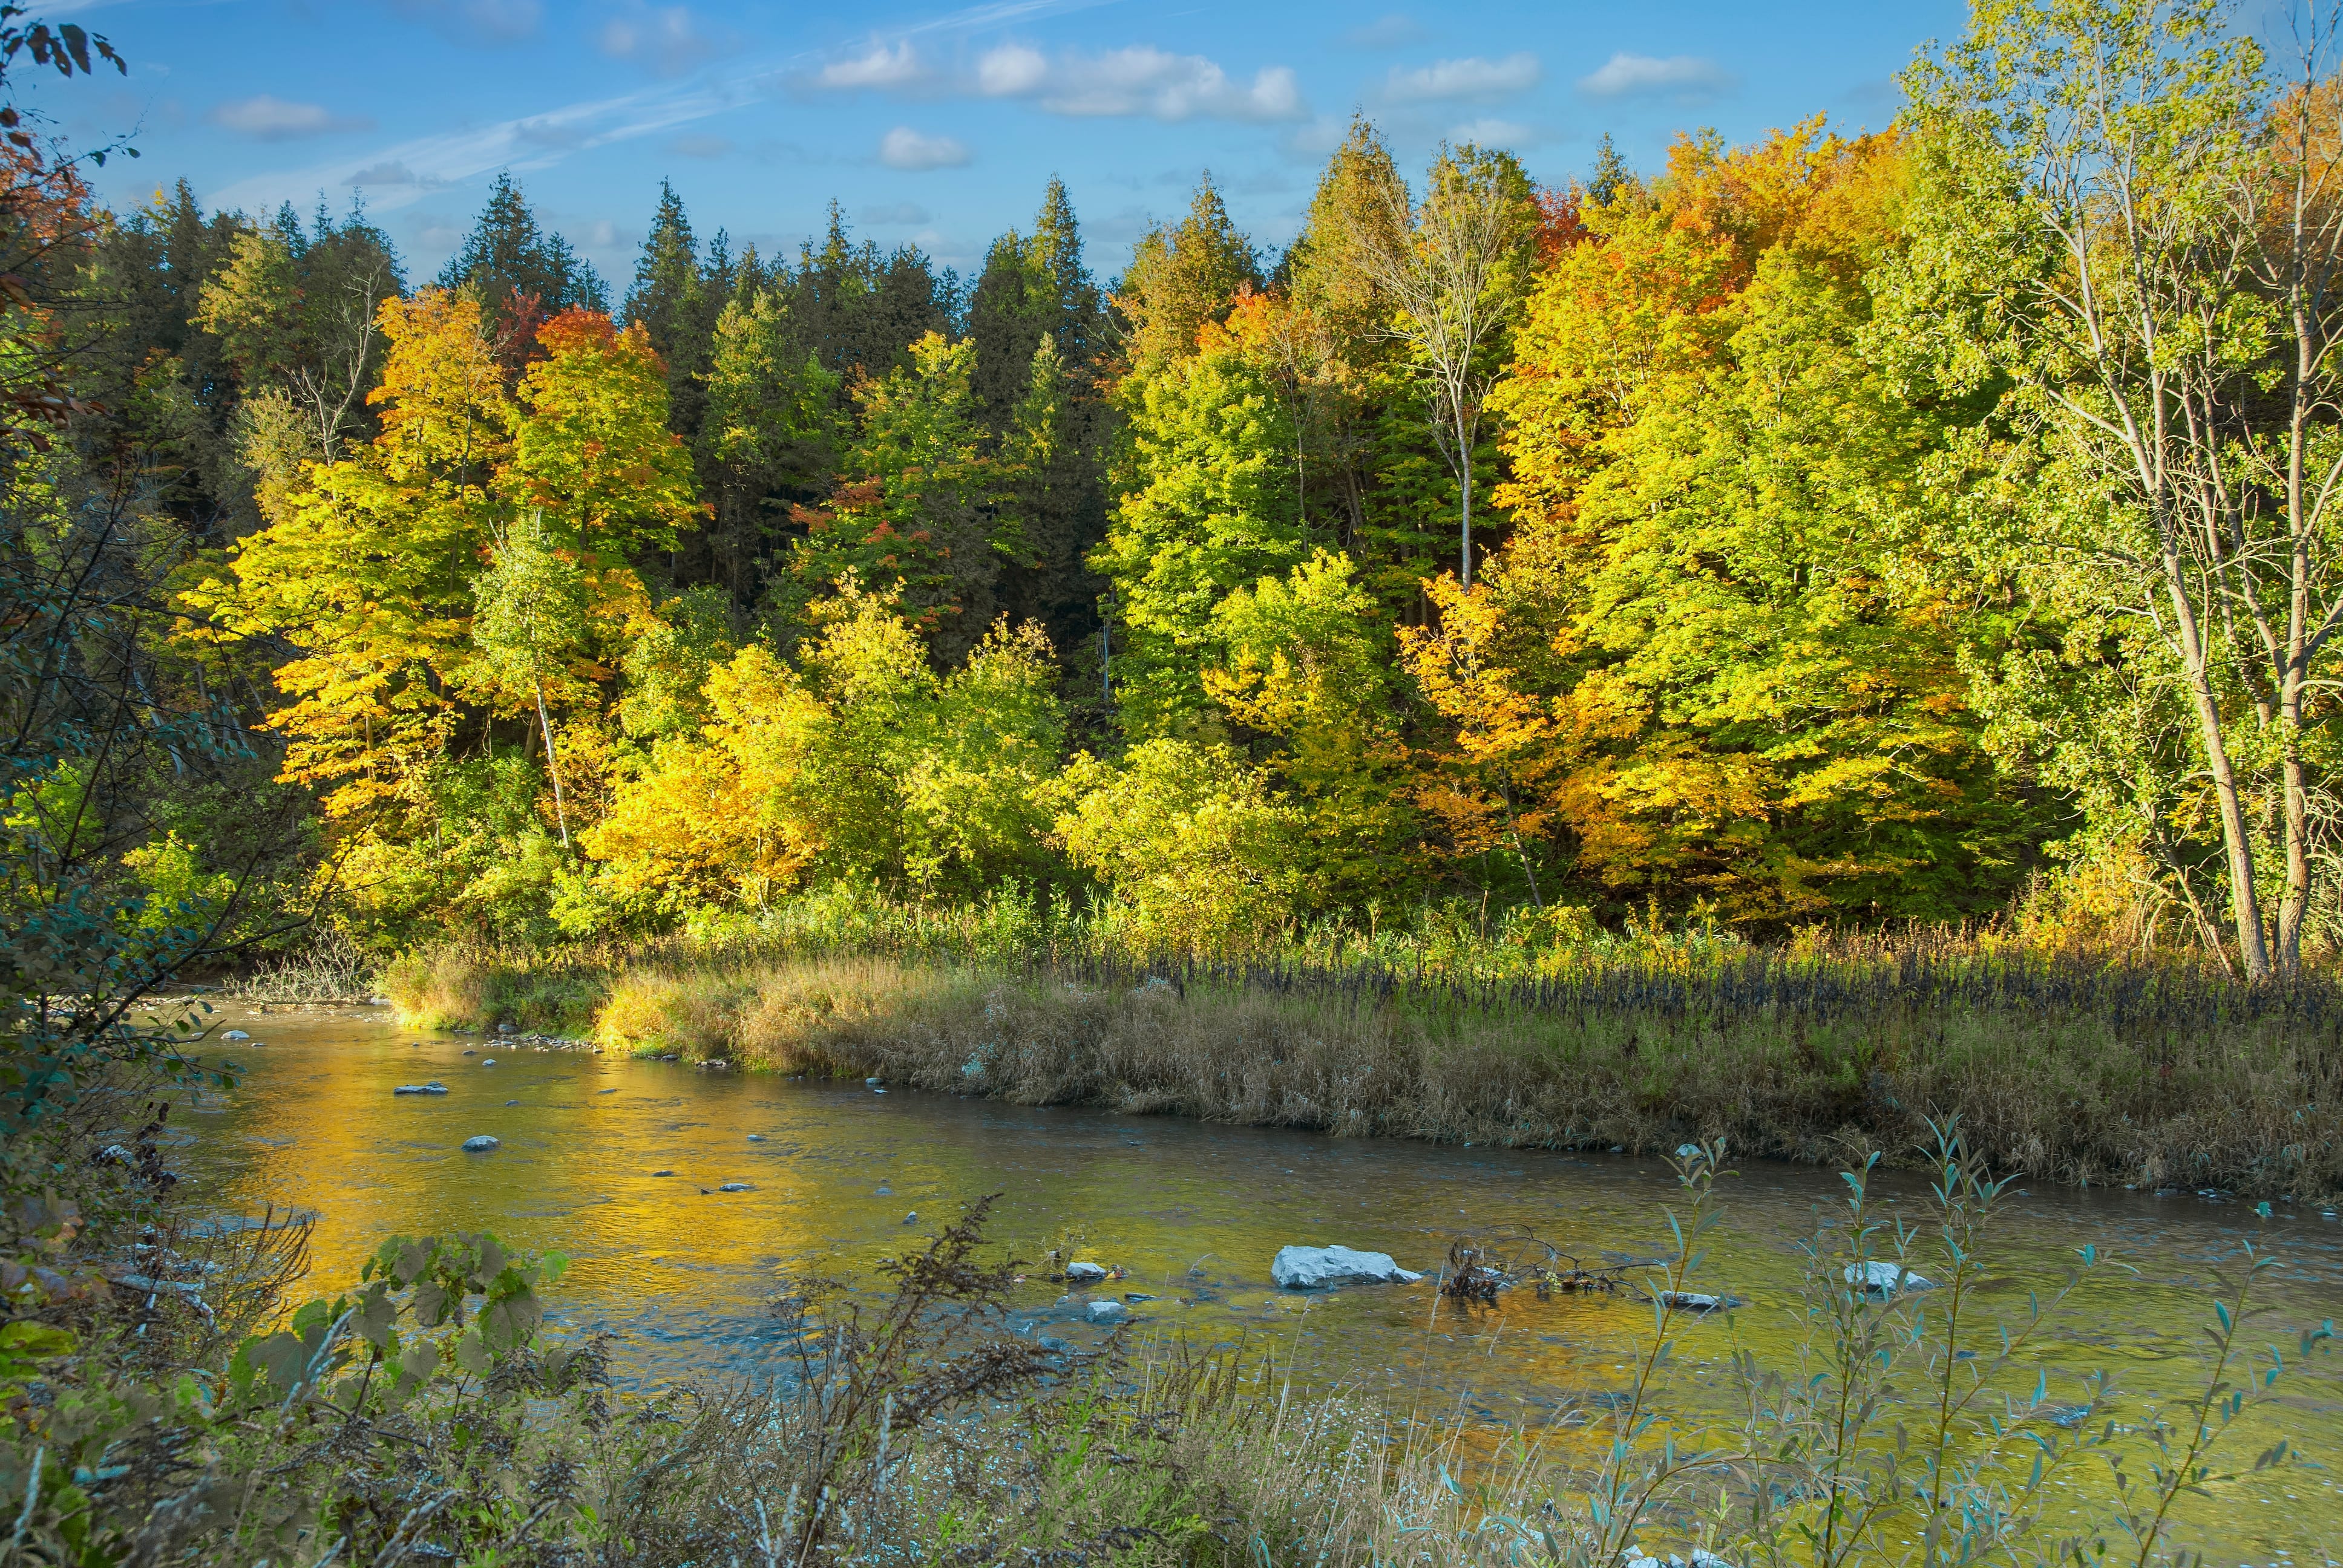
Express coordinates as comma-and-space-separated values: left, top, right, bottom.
1578, 52, 1734, 100
821, 41, 926, 88
1384, 53, 1539, 103
600, 5, 713, 77
879, 126, 971, 170
979, 44, 1305, 122
862, 201, 932, 225
209, 95, 373, 140
976, 42, 1049, 95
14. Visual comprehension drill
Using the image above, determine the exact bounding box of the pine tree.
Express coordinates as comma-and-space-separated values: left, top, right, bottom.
622, 180, 714, 445
437, 172, 610, 346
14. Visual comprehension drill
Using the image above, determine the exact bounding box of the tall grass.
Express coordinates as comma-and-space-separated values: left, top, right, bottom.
509, 943, 2336, 1195
381, 884, 2343, 1197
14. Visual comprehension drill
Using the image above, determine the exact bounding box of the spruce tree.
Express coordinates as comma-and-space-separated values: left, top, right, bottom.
436, 172, 609, 342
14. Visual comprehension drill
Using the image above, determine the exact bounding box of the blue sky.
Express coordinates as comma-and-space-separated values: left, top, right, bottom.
47, 0, 1971, 289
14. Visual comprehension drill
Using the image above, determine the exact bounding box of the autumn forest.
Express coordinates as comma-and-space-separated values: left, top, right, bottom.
19, 0, 2343, 990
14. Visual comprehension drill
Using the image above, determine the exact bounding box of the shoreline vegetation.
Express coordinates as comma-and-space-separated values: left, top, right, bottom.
377, 909, 2343, 1201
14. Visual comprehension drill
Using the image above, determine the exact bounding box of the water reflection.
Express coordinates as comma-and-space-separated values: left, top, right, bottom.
174, 1003, 2343, 1563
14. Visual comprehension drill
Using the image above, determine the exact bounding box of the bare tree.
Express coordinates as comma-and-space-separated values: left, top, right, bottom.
1902, 0, 2343, 978
1344, 141, 1537, 587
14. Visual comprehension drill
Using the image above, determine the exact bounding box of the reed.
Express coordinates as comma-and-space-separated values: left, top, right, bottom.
560, 946, 2343, 1199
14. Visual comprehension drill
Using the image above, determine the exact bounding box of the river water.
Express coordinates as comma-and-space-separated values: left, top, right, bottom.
168, 1001, 2343, 1564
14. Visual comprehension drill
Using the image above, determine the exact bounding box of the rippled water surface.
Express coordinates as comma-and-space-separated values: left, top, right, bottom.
171, 1001, 2343, 1563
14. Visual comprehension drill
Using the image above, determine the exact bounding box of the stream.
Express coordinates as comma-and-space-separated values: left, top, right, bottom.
165, 1000, 2343, 1564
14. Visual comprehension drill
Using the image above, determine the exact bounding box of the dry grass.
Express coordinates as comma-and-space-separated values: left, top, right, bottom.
584, 953, 2343, 1199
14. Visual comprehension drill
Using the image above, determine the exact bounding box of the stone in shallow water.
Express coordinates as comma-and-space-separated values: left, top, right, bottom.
650, 1169, 673, 1177
1844, 1260, 1933, 1293
1271, 1244, 1423, 1290
462, 1135, 499, 1152
717, 1181, 752, 1193
1659, 1291, 1742, 1312
1086, 1299, 1129, 1325
223, 1030, 250, 1040
1064, 1260, 1109, 1283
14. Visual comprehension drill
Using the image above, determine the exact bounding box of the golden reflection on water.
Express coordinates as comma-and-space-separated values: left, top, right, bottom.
174, 1003, 2343, 1564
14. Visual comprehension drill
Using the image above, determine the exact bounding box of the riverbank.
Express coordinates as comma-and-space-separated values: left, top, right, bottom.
384, 944, 2343, 1200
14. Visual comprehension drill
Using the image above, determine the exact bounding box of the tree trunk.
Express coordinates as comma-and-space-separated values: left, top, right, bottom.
535, 679, 569, 848
2165, 559, 2269, 978
1457, 398, 1473, 588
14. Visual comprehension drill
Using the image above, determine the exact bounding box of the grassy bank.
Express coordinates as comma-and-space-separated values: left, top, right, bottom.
387, 942, 2343, 1198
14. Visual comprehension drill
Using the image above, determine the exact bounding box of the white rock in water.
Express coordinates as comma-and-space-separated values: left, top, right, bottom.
393, 1085, 428, 1096
1271, 1244, 1423, 1290
717, 1181, 752, 1192
1064, 1260, 1109, 1283
1659, 1291, 1742, 1312
462, 1135, 499, 1152
480, 1059, 496, 1067
423, 1082, 448, 1094
223, 1030, 250, 1040
1086, 1299, 1129, 1324
1846, 1260, 1933, 1293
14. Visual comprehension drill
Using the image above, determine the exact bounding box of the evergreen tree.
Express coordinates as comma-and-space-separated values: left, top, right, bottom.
436, 172, 609, 347
785, 202, 951, 393
1115, 174, 1260, 375
621, 180, 718, 451
966, 180, 1113, 653
1587, 133, 1630, 206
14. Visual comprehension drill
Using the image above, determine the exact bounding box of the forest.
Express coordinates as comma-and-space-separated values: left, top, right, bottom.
15, 0, 2343, 995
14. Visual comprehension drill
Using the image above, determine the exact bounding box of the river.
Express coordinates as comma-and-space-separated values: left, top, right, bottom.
167, 1000, 2342, 1564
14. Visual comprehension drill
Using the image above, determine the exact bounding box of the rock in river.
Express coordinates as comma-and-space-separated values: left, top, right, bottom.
717, 1182, 753, 1193
462, 1135, 499, 1152
1271, 1244, 1423, 1290
1845, 1260, 1933, 1294
1064, 1260, 1110, 1284
1659, 1291, 1742, 1312
393, 1083, 451, 1096
223, 1030, 250, 1040
1085, 1300, 1130, 1325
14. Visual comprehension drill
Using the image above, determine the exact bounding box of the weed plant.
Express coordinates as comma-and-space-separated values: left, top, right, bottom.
382, 933, 2343, 1197
0, 1120, 2330, 1566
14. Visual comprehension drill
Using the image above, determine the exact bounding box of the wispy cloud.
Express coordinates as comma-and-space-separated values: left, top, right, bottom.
1343, 13, 1423, 49
1383, 53, 1539, 104
879, 126, 971, 169
209, 0, 1120, 217
347, 160, 442, 189
209, 96, 375, 141
600, 4, 715, 77
821, 41, 926, 89
862, 201, 932, 225
1578, 52, 1734, 100
381, 0, 543, 45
